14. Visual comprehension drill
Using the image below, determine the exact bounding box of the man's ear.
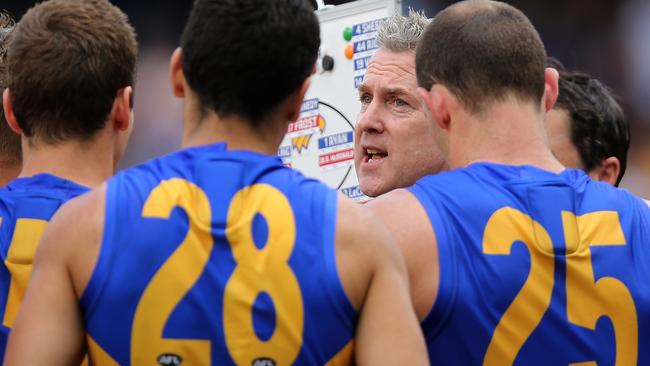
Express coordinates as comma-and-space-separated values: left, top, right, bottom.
285, 77, 312, 123
418, 85, 453, 131
112, 86, 133, 132
544, 67, 560, 112
3, 89, 22, 135
589, 156, 621, 186
170, 47, 185, 98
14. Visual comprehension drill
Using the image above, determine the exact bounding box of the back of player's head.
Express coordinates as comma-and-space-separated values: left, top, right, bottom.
0, 12, 20, 166
180, 0, 320, 127
416, 0, 546, 113
7, 0, 137, 145
554, 69, 629, 186
377, 9, 430, 53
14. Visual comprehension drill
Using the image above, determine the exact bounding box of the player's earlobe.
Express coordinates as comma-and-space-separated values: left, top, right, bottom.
170, 47, 185, 98
417, 87, 432, 110
544, 67, 559, 112
114, 86, 133, 132
286, 78, 312, 123
2, 89, 22, 135
590, 156, 621, 186
418, 86, 451, 131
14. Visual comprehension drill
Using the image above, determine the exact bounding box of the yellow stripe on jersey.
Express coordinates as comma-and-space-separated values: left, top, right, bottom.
3, 218, 48, 328
325, 340, 354, 366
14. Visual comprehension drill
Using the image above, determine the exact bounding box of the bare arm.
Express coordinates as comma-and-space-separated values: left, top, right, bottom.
5, 188, 106, 365
336, 196, 428, 365
366, 189, 439, 321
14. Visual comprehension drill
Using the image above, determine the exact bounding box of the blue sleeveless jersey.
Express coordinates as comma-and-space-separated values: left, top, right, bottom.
81, 143, 357, 366
409, 163, 650, 365
0, 174, 89, 359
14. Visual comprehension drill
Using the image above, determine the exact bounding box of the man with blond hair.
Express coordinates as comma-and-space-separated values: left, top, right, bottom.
354, 10, 446, 197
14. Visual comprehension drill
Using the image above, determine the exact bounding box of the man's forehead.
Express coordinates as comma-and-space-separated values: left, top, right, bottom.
360, 49, 418, 92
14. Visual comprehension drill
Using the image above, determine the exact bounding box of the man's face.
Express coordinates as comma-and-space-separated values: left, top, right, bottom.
545, 108, 583, 170
354, 49, 445, 197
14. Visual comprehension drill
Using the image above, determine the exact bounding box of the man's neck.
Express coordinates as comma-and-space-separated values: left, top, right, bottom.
450, 98, 564, 173
182, 108, 285, 156
19, 136, 115, 188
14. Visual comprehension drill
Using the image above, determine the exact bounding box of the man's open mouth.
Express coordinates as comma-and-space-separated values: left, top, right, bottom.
365, 148, 388, 163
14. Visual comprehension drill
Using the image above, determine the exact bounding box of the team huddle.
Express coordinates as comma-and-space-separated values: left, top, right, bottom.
0, 0, 647, 365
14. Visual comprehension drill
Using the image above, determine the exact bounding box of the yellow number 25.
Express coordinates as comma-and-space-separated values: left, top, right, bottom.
482, 207, 637, 366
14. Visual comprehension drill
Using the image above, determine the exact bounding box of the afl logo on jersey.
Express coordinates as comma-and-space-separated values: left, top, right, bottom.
157, 353, 183, 366
252, 357, 276, 366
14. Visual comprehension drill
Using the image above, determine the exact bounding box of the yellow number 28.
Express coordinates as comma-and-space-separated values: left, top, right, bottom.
131, 179, 303, 365
482, 208, 638, 366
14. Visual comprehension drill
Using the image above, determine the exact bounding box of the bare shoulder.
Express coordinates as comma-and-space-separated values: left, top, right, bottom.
335, 194, 405, 310
38, 183, 108, 297
336, 194, 400, 252
366, 189, 439, 320
365, 188, 435, 250
42, 183, 107, 249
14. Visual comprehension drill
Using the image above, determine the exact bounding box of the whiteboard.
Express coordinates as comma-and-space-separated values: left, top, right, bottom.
278, 0, 402, 202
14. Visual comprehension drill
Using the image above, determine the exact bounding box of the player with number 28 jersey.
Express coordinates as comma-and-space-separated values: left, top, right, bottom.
81, 144, 356, 365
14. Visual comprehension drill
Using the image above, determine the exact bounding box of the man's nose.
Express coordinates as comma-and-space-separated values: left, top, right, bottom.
356, 100, 385, 134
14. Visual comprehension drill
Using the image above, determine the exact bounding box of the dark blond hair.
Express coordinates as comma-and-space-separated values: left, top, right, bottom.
7, 0, 138, 144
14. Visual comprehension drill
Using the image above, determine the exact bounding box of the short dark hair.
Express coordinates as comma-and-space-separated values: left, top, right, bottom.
0, 12, 20, 165
416, 0, 546, 113
181, 0, 320, 127
554, 68, 630, 186
7, 0, 137, 145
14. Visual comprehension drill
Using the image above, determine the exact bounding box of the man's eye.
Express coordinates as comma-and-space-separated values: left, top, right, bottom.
360, 95, 372, 104
393, 98, 409, 108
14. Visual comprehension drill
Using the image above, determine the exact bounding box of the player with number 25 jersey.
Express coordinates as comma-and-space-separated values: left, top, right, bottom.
368, 1, 650, 364
412, 164, 650, 364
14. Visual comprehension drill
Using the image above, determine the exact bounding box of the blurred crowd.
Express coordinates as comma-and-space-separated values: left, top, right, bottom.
4, 0, 649, 195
